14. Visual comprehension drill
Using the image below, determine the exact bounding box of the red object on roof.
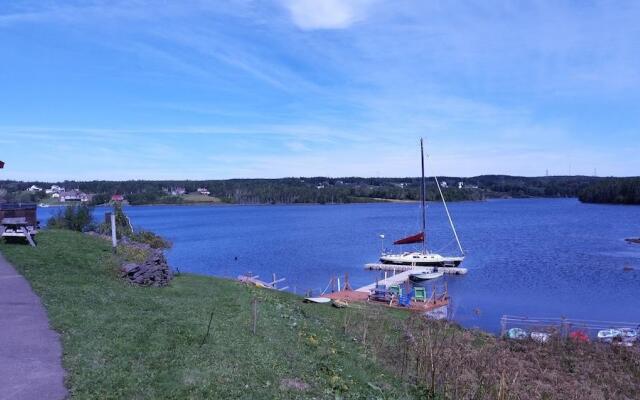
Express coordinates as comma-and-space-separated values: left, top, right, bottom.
0, 160, 4, 169
111, 194, 124, 202
393, 232, 425, 245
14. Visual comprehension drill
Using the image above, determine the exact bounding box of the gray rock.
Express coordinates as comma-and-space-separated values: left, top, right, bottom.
120, 249, 172, 287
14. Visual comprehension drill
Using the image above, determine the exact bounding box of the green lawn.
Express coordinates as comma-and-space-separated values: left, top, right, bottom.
181, 194, 223, 203
1, 230, 413, 399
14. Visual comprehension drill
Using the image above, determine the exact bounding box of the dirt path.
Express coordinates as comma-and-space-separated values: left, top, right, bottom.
0, 252, 67, 400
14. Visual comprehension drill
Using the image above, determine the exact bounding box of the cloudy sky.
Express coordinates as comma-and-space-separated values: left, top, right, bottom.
1, 0, 639, 180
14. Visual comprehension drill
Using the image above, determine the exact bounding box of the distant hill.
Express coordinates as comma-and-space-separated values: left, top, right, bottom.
578, 178, 640, 205
0, 175, 622, 205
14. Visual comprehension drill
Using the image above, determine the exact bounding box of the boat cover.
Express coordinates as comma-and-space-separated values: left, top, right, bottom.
393, 232, 424, 245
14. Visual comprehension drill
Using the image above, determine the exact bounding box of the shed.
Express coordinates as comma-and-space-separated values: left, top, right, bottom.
0, 203, 38, 226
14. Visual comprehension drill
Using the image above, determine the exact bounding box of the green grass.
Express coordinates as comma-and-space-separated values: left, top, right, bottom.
180, 194, 223, 203
0, 230, 413, 399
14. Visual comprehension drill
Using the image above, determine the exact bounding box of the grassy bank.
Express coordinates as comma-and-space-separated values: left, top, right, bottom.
2, 230, 640, 399
0, 230, 412, 399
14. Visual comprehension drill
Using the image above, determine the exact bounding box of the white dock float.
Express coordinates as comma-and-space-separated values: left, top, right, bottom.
356, 269, 418, 293
365, 263, 468, 275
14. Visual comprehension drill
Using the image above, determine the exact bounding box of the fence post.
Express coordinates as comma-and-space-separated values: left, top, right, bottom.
110, 212, 117, 252
251, 297, 258, 335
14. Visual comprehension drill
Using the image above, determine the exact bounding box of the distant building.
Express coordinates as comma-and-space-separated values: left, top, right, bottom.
111, 194, 124, 202
196, 187, 210, 196
51, 193, 60, 199
170, 187, 186, 196
316, 185, 325, 189
27, 185, 43, 192
45, 185, 65, 195
440, 181, 448, 188
59, 190, 89, 202
458, 182, 464, 189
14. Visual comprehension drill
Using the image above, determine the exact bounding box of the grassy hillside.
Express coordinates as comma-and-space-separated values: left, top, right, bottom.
2, 230, 640, 399
0, 230, 412, 399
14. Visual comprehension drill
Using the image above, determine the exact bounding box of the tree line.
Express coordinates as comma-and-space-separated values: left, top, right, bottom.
578, 178, 640, 205
0, 175, 626, 205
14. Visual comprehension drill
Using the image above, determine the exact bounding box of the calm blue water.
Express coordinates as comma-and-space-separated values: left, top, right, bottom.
38, 199, 640, 332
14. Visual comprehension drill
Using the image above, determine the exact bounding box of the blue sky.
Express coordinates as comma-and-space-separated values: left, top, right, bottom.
1, 0, 639, 180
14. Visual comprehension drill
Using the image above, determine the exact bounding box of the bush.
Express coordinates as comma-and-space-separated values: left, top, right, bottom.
48, 204, 94, 232
129, 230, 172, 249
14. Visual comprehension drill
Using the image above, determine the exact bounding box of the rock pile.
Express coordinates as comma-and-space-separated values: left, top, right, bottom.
120, 249, 173, 287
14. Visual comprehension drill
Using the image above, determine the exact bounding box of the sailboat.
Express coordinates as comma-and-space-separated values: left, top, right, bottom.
379, 138, 465, 268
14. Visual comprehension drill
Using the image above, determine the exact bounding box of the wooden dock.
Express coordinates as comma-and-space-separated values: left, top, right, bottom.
356, 269, 417, 293
365, 263, 468, 275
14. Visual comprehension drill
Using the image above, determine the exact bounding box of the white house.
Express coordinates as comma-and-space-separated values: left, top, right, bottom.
170, 187, 186, 196
458, 182, 464, 189
59, 190, 89, 202
440, 181, 448, 188
196, 187, 210, 196
45, 185, 65, 194
27, 185, 43, 192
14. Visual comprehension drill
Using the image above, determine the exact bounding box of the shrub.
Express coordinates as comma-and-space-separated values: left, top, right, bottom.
129, 230, 172, 249
48, 204, 94, 232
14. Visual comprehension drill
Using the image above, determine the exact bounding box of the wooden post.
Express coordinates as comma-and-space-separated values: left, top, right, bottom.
21, 227, 36, 247
343, 272, 352, 291
251, 297, 258, 335
110, 212, 117, 252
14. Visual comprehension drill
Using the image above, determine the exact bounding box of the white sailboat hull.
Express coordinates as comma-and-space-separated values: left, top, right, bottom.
380, 252, 464, 267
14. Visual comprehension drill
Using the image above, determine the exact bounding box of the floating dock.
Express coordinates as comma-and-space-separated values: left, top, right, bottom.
365, 263, 468, 275
356, 269, 418, 293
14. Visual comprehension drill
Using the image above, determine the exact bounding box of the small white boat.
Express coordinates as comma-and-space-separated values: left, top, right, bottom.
597, 329, 621, 343
425, 305, 448, 320
619, 328, 638, 344
507, 328, 528, 340
304, 297, 331, 304
530, 332, 551, 343
409, 271, 444, 282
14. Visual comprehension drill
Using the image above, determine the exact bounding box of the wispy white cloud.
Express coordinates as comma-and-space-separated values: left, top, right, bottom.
1, 1, 639, 180
279, 0, 374, 30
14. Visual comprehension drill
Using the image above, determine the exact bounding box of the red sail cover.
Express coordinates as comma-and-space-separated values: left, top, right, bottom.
393, 232, 424, 245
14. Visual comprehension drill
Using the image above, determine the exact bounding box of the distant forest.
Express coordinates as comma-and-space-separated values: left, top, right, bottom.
578, 178, 640, 205
1, 175, 629, 205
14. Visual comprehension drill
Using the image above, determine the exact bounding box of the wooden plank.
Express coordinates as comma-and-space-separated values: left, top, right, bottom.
355, 269, 417, 293
1, 217, 28, 225
21, 227, 37, 247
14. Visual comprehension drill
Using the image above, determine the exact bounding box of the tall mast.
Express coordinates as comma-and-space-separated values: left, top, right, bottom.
420, 138, 427, 254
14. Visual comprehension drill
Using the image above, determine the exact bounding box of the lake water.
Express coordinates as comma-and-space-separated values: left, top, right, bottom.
39, 199, 640, 332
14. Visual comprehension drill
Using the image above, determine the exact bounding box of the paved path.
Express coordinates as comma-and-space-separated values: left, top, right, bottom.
0, 252, 67, 400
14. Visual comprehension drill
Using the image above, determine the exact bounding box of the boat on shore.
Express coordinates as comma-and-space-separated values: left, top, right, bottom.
378, 138, 465, 268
